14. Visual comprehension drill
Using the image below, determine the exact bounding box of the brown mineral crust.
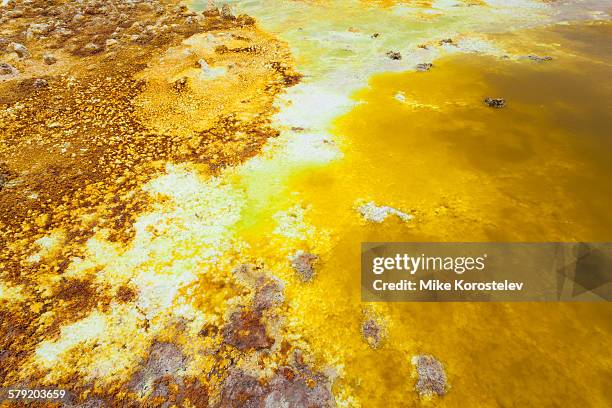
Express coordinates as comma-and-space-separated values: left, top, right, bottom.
0, 0, 300, 399
269, 61, 303, 87
217, 362, 336, 408
51, 277, 114, 324
193, 114, 281, 172
180, 377, 210, 407
115, 284, 137, 303
130, 341, 187, 394
222, 309, 274, 352
0, 307, 42, 384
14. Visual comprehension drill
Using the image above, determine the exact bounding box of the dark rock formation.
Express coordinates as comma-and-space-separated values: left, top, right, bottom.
416, 63, 433, 72
221, 4, 235, 20
526, 54, 553, 62
386, 50, 402, 60
33, 78, 48, 88
484, 97, 506, 108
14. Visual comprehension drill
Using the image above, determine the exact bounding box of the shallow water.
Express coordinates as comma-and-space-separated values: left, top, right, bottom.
232, 17, 612, 408
297, 25, 612, 242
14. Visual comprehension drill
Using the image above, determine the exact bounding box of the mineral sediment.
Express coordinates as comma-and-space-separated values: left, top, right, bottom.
289, 251, 319, 282
0, 0, 305, 404
218, 361, 335, 408
357, 201, 413, 223
412, 354, 448, 397
361, 316, 385, 349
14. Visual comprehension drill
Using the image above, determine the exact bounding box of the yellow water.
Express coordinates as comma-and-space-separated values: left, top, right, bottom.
301, 27, 612, 242
242, 22, 612, 407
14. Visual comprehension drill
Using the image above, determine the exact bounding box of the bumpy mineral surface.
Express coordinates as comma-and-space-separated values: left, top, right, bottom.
412, 354, 448, 397
0, 0, 319, 406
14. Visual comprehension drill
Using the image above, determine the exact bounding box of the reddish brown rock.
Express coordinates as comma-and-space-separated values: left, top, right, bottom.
222, 309, 273, 351
218, 363, 335, 408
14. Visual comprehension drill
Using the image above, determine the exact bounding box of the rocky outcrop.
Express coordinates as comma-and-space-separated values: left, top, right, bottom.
361, 316, 385, 349
289, 250, 319, 282
484, 97, 506, 108
526, 54, 553, 62
0, 62, 18, 78
412, 354, 448, 397
416, 63, 433, 72
9, 42, 30, 58
218, 358, 335, 408
386, 50, 402, 60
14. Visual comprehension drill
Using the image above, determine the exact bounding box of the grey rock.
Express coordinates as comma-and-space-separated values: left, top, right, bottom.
412, 354, 448, 397
361, 318, 384, 349
526, 54, 553, 62
0, 62, 18, 76
264, 368, 335, 408
416, 63, 433, 72
218, 364, 335, 408
289, 251, 318, 282
26, 23, 53, 39
9, 42, 30, 58
33, 78, 48, 88
484, 97, 506, 108
130, 342, 187, 396
386, 50, 402, 60
218, 369, 266, 408
43, 54, 57, 65
82, 42, 101, 54
63, 398, 107, 408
